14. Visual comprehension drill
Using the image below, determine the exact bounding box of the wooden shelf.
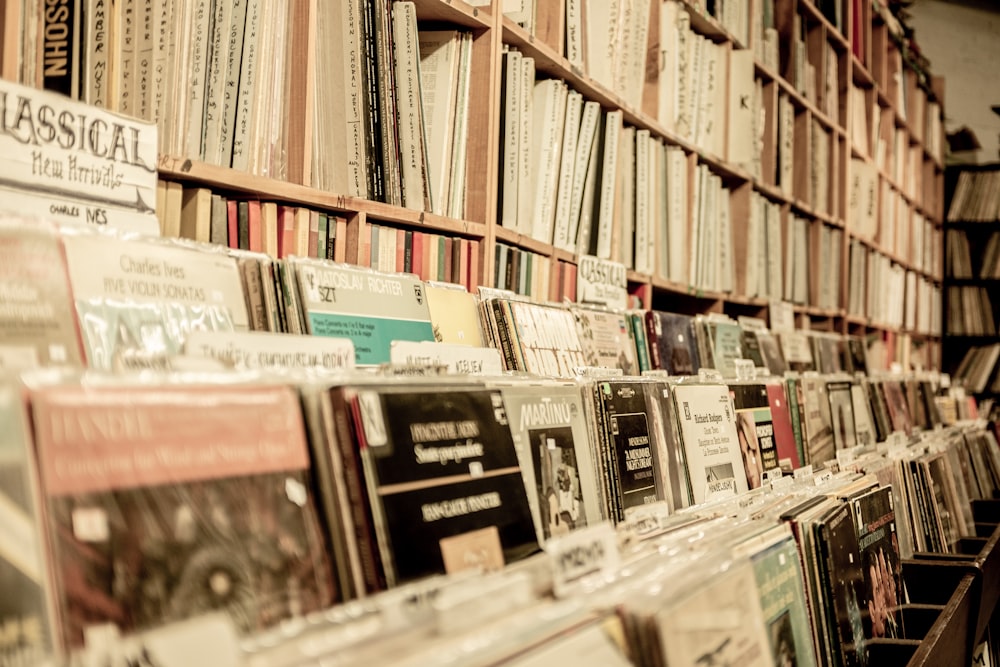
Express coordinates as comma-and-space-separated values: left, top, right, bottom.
411, 0, 493, 30
158, 156, 489, 239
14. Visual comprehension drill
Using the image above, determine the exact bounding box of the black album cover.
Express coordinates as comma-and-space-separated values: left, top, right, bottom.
817, 504, 868, 667
645, 312, 700, 375
353, 386, 538, 586
595, 381, 671, 519
827, 380, 857, 452
850, 487, 902, 640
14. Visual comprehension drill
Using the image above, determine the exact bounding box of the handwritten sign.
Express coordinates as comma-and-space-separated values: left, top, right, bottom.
576, 255, 628, 309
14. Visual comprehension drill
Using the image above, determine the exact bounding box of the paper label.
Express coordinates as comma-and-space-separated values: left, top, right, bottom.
80, 613, 241, 667
0, 78, 158, 213
61, 234, 249, 330
184, 331, 355, 371
793, 464, 814, 480
576, 255, 627, 310
439, 526, 505, 575
0, 185, 161, 235
390, 341, 502, 376
546, 522, 620, 598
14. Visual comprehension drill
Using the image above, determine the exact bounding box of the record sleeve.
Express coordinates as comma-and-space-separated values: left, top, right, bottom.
500, 384, 603, 542
645, 311, 700, 375
502, 301, 588, 377
816, 503, 868, 667
800, 376, 834, 465
294, 261, 435, 366
707, 320, 744, 378
29, 381, 336, 650
850, 486, 902, 640
572, 307, 639, 375
653, 560, 773, 667
425, 284, 484, 346
757, 329, 788, 375
766, 382, 801, 471
0, 382, 54, 665
882, 380, 913, 436
737, 527, 818, 667
593, 380, 673, 519
0, 219, 84, 368
850, 384, 878, 447
827, 380, 857, 453
671, 383, 750, 504
729, 383, 779, 489
351, 385, 539, 586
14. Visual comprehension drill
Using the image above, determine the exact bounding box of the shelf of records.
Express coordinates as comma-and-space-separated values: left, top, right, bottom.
5, 359, 1000, 666
4, 0, 945, 307
946, 167, 1000, 224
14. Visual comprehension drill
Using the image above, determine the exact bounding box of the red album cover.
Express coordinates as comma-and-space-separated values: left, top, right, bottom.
766, 382, 801, 471
29, 382, 335, 650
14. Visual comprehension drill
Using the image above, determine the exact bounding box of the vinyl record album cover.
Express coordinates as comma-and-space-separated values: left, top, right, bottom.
572, 307, 639, 374
501, 384, 603, 542
729, 383, 779, 489
0, 383, 54, 665
671, 383, 749, 504
766, 382, 801, 471
850, 486, 902, 640
593, 381, 673, 519
645, 311, 700, 375
817, 503, 868, 667
30, 382, 336, 650
827, 380, 857, 452
352, 386, 539, 586
425, 284, 484, 346
294, 261, 435, 365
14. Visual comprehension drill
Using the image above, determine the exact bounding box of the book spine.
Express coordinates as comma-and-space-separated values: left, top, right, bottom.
135, 0, 154, 120
391, 2, 427, 211
43, 0, 81, 98
83, 0, 110, 107
594, 110, 622, 260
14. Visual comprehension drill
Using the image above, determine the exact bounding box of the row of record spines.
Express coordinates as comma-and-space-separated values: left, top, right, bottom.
358, 225, 481, 292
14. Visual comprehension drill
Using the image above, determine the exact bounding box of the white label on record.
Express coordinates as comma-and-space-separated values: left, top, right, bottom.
185, 331, 356, 371
576, 255, 628, 310
390, 340, 502, 376
546, 522, 620, 598
793, 465, 814, 480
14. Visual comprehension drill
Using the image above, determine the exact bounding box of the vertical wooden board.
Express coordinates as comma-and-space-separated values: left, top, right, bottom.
641, 0, 659, 120
1, 0, 20, 81
729, 181, 752, 297
463, 26, 499, 228
534, 0, 564, 58
286, 0, 317, 186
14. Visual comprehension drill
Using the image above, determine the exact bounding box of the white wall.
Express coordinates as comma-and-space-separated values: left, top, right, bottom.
908, 0, 1000, 164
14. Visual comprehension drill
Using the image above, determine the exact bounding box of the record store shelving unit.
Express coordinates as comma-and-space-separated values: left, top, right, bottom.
0, 0, 946, 370
942, 163, 1000, 396
0, 0, 977, 662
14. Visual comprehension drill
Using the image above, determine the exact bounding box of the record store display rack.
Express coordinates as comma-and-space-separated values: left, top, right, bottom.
0, 0, 984, 665
944, 163, 1000, 408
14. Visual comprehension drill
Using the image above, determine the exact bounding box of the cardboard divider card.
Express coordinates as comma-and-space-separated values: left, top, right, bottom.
545, 522, 620, 598
390, 341, 502, 375
576, 255, 627, 310
184, 331, 356, 371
